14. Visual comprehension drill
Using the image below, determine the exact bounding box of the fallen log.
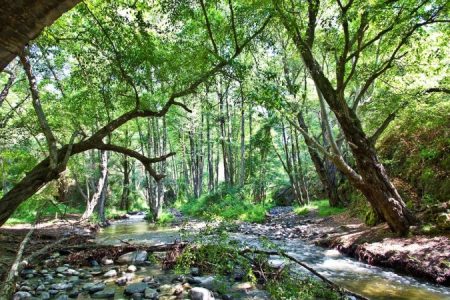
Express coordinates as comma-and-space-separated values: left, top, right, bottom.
239, 248, 369, 300
65, 241, 188, 266
0, 226, 35, 299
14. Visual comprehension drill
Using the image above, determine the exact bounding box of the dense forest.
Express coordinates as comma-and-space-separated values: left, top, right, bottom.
0, 0, 449, 299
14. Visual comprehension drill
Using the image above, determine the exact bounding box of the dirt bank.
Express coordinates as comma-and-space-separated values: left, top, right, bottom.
0, 216, 97, 280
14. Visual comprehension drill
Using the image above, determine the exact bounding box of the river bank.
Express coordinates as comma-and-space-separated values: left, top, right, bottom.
237, 206, 450, 286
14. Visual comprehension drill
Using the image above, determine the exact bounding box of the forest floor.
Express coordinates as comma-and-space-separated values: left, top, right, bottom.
237, 206, 450, 286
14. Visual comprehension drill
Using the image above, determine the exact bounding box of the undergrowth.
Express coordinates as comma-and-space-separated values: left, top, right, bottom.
174, 231, 342, 300
177, 186, 273, 223
294, 199, 345, 217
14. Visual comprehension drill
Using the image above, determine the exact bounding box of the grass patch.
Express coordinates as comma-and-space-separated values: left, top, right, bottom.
177, 186, 273, 223
294, 199, 345, 217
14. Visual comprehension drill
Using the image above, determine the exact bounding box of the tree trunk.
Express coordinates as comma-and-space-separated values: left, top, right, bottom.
120, 155, 130, 211
239, 85, 246, 186
98, 171, 108, 225
207, 110, 214, 192
81, 150, 108, 220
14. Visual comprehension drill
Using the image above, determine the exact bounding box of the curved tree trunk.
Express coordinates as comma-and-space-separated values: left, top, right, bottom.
0, 0, 81, 71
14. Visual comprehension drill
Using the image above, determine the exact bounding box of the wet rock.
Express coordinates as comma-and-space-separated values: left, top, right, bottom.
56, 294, 68, 300
90, 268, 103, 276
39, 291, 50, 299
127, 265, 137, 272
64, 269, 79, 276
50, 282, 73, 290
101, 257, 114, 265
84, 282, 106, 293
144, 288, 159, 299
56, 267, 68, 273
190, 287, 214, 300
196, 276, 217, 290
90, 259, 100, 267
103, 269, 117, 278
49, 290, 58, 296
19, 285, 33, 292
125, 282, 148, 295
36, 284, 46, 291
92, 288, 116, 299
68, 289, 80, 298
187, 277, 202, 285
117, 250, 148, 265
13, 291, 32, 300
69, 276, 80, 284
131, 293, 143, 300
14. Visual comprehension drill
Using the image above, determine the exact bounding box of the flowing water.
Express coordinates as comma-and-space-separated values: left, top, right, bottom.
97, 217, 450, 300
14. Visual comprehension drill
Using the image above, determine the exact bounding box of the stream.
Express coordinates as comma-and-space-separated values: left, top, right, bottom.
96, 216, 450, 300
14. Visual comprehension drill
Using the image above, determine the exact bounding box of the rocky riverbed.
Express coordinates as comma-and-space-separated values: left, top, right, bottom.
13, 248, 270, 300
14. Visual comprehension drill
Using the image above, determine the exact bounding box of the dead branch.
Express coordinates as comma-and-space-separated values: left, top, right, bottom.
239, 248, 369, 300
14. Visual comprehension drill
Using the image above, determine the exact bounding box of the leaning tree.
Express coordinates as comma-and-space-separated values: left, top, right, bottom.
272, 0, 447, 235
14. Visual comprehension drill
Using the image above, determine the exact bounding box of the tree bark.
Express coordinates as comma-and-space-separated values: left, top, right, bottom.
81, 150, 108, 220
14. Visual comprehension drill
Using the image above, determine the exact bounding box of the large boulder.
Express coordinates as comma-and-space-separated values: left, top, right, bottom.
272, 185, 296, 206
436, 212, 450, 229
117, 250, 148, 265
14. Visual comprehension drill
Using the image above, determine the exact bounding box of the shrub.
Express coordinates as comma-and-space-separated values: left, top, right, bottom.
178, 186, 273, 223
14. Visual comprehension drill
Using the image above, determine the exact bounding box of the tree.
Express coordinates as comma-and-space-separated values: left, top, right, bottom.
272, 0, 447, 235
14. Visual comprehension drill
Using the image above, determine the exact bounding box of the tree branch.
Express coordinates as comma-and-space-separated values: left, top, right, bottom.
199, 0, 219, 55
228, 0, 240, 51
0, 68, 16, 108
424, 87, 450, 94
20, 46, 59, 170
